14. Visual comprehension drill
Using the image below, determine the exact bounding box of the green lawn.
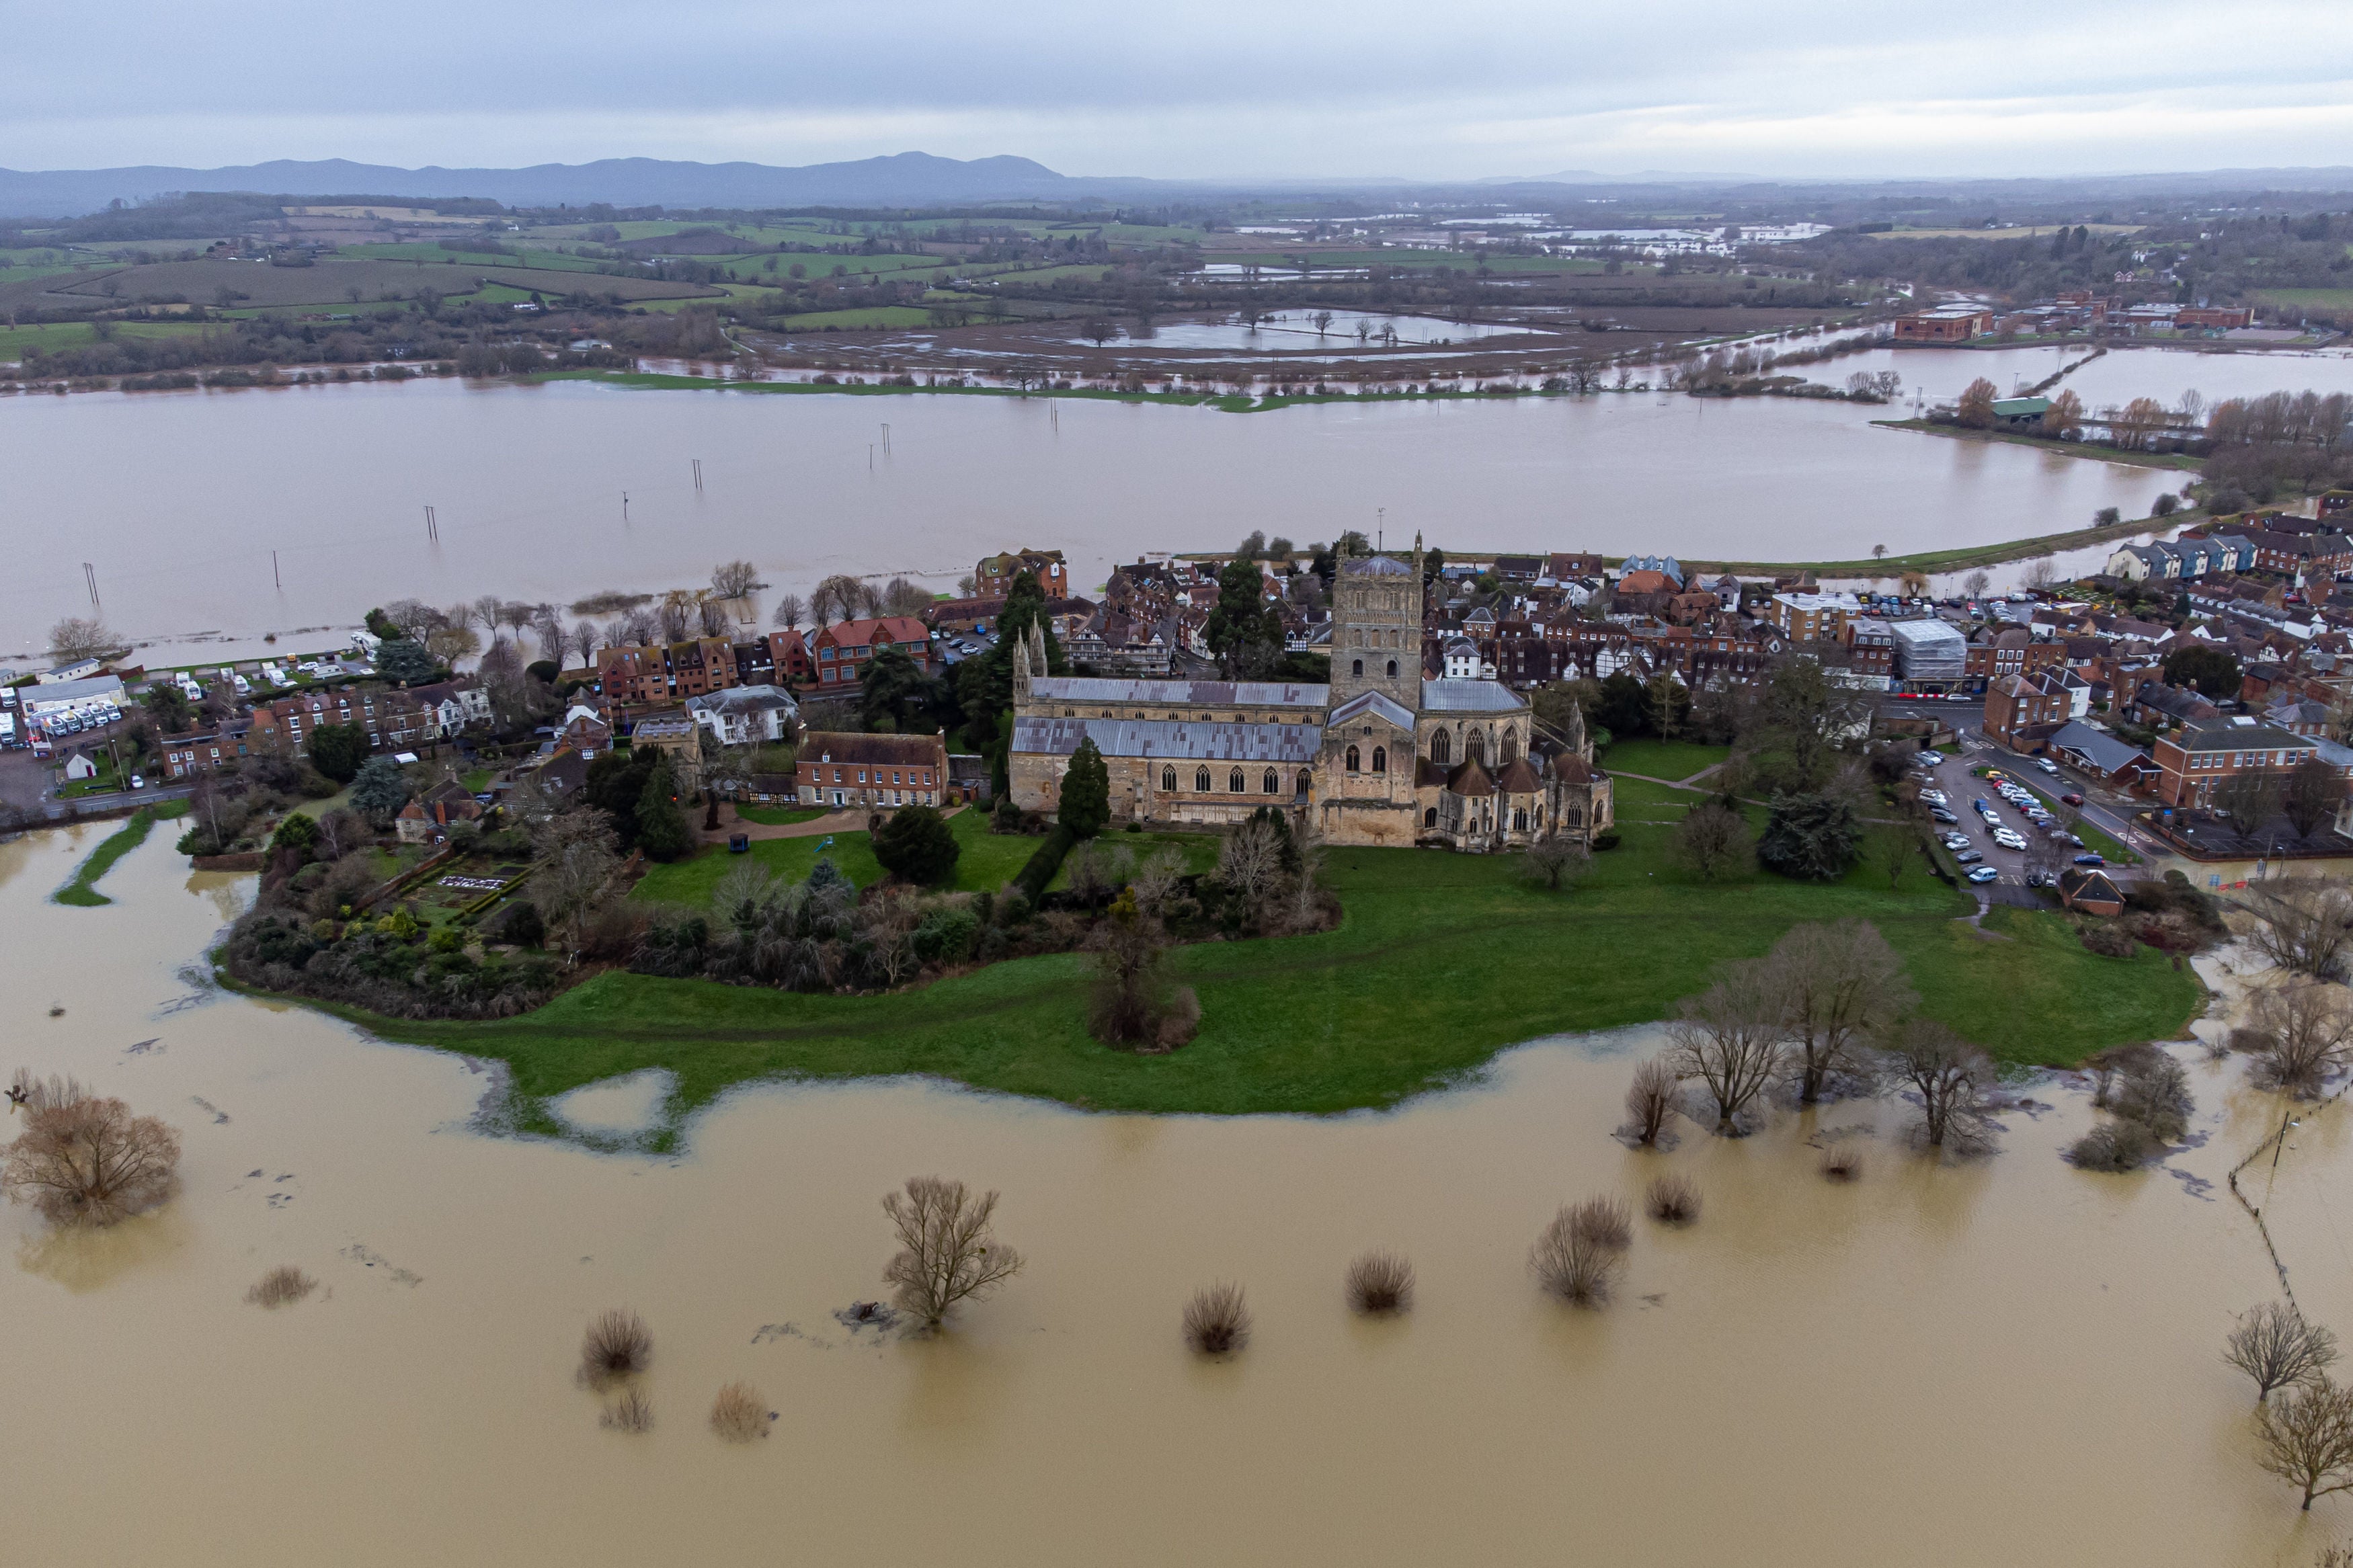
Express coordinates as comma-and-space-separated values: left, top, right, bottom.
1598, 740, 1731, 783
775, 306, 935, 330
733, 803, 826, 826
1047, 828, 1222, 891
350, 798, 2200, 1137
632, 809, 1037, 904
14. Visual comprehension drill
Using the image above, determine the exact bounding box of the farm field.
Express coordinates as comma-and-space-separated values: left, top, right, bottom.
0, 257, 720, 313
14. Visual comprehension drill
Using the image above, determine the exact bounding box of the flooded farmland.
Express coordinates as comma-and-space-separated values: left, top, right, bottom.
5, 823, 2352, 1566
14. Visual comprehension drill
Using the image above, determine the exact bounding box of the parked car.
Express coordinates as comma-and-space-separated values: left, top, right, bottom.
2061, 792, 2084, 806
1993, 832, 2028, 851
128, 774, 143, 790
1955, 850, 1983, 864
2024, 868, 2049, 888
1918, 790, 1948, 805
1971, 798, 1990, 813
2073, 853, 2106, 866
1967, 866, 2001, 883
1929, 808, 1958, 824
1947, 693, 1972, 703
1942, 833, 1972, 851
1917, 751, 1945, 767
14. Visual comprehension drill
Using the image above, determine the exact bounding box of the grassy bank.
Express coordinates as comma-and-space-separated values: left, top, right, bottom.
1873, 418, 2204, 472
1685, 492, 2191, 578
633, 808, 1039, 903
336, 791, 2198, 1138
52, 801, 188, 907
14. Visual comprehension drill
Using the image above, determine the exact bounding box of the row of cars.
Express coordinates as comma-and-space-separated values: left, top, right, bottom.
1909, 749, 2106, 888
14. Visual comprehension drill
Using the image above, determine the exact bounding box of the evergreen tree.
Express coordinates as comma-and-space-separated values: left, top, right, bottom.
349, 756, 412, 823
375, 638, 440, 685
307, 721, 370, 784
1757, 791, 1863, 881
1205, 556, 1284, 677
633, 755, 694, 861
1059, 737, 1111, 838
873, 803, 961, 884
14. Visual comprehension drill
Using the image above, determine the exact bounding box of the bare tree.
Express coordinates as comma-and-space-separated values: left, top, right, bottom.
1645, 1174, 1701, 1225
710, 560, 759, 600
1127, 846, 1188, 919
1216, 819, 1287, 917
380, 598, 444, 640
2248, 982, 2353, 1096
881, 577, 933, 618
2244, 878, 2353, 980
528, 807, 623, 958
1888, 1018, 1997, 1151
579, 1308, 651, 1389
2024, 558, 2060, 591
2286, 757, 2347, 840
503, 600, 541, 649
656, 592, 694, 643
469, 595, 507, 643
1675, 799, 1754, 881
569, 622, 600, 670
1874, 825, 1917, 889
1, 1072, 181, 1227
881, 1175, 1025, 1329
424, 622, 481, 668
2228, 1301, 2342, 1405
772, 593, 805, 632
2258, 1376, 2353, 1511
1963, 569, 1992, 599
1183, 1283, 1251, 1354
1768, 920, 1914, 1103
709, 1381, 768, 1442
1624, 1056, 1679, 1145
1345, 1251, 1414, 1315
1666, 960, 1784, 1132
47, 616, 118, 659
1521, 833, 1592, 892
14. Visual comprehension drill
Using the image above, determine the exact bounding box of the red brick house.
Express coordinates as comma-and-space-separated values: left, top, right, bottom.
2149, 716, 2319, 809
811, 616, 932, 694
797, 733, 949, 809
1983, 672, 2071, 746
975, 548, 1068, 598
595, 636, 740, 707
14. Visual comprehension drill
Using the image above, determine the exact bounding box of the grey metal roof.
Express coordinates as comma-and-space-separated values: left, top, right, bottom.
686, 684, 799, 714
1343, 554, 1414, 576
1329, 691, 1417, 730
2048, 720, 2149, 774
1419, 677, 1525, 713
1028, 676, 1328, 708
1012, 716, 1322, 763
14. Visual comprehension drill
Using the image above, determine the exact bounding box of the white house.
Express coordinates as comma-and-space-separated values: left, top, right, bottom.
61, 750, 99, 782
686, 684, 801, 747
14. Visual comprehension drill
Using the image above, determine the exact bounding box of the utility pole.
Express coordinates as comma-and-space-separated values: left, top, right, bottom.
869, 444, 875, 470
692, 458, 703, 492
881, 422, 891, 451
424, 505, 438, 542
83, 562, 99, 607
272, 550, 281, 589
621, 491, 630, 522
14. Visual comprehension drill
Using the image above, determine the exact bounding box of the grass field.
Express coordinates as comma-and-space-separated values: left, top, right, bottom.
733, 803, 827, 827
336, 243, 607, 273
1870, 224, 2143, 241
52, 802, 188, 907
2252, 290, 2353, 314
1203, 249, 1612, 274
633, 809, 1038, 904
1596, 740, 1731, 783
774, 306, 935, 331
346, 792, 2200, 1136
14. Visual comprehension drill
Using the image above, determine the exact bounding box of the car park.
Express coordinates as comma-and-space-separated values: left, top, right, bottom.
1993, 832, 2028, 851
1967, 866, 2001, 883
1942, 833, 1971, 851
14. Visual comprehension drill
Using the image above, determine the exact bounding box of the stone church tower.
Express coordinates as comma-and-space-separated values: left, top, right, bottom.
1328, 535, 1425, 712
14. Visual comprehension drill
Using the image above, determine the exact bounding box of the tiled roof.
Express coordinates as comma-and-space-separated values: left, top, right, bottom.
1329, 691, 1416, 730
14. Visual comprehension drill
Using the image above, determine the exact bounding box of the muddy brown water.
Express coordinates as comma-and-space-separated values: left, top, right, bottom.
5, 823, 2352, 1565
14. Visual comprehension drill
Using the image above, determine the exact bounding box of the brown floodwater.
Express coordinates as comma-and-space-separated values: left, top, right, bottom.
5, 823, 2351, 1565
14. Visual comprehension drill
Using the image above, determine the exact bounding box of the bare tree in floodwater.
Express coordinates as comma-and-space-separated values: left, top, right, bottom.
2243, 878, 2353, 980
1766, 921, 1913, 1104
2246, 982, 2353, 1097
881, 1176, 1025, 1329
2227, 1301, 2340, 1405
2258, 1376, 2353, 1510
1887, 1018, 1997, 1152
1666, 961, 1782, 1133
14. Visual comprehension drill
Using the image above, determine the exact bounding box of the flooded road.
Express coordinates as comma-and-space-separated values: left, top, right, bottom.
0, 375, 2178, 664
4, 822, 2350, 1565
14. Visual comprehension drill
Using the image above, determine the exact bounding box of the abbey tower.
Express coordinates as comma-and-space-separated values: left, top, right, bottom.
1326, 535, 1424, 714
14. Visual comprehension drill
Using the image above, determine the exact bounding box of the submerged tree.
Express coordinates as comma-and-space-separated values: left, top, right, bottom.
2258, 1376, 2353, 1511
1, 1071, 181, 1227
1666, 961, 1783, 1133
881, 1176, 1025, 1329
1767, 920, 1913, 1104
2228, 1302, 2341, 1405
1888, 1018, 1997, 1152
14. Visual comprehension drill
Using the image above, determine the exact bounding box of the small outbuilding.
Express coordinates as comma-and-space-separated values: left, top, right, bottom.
2058, 867, 2126, 917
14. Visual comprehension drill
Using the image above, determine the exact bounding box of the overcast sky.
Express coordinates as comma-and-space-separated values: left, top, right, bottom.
9, 0, 2350, 180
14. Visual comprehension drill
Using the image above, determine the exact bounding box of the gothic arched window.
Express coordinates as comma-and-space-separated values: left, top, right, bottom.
1431, 729, 1450, 765
1296, 770, 1312, 797
1513, 807, 1527, 831
1467, 729, 1485, 764
1502, 729, 1518, 766
1262, 768, 1279, 794
1229, 768, 1245, 792
1371, 746, 1386, 774
1346, 745, 1361, 773
1425, 807, 1437, 827
1195, 766, 1211, 792
1351, 659, 1364, 677
1161, 765, 1176, 792
1386, 659, 1398, 679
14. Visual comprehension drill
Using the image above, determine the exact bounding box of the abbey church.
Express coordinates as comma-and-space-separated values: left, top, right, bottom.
1006, 544, 1613, 850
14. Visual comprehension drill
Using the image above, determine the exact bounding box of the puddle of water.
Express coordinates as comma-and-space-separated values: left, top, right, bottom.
0, 823, 2346, 1565
549, 1069, 676, 1139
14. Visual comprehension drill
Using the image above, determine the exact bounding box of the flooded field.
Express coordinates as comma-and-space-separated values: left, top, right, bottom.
0, 376, 2177, 665
5, 821, 2353, 1565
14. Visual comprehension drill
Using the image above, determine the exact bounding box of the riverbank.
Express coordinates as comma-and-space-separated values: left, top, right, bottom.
313, 786, 2199, 1139
1683, 500, 2190, 578
1874, 417, 2206, 471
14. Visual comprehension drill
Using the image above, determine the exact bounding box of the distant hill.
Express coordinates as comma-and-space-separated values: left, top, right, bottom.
0, 153, 1092, 219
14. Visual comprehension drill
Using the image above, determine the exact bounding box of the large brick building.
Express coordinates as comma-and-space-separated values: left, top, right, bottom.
2149, 716, 2319, 809
810, 616, 933, 694
797, 733, 949, 809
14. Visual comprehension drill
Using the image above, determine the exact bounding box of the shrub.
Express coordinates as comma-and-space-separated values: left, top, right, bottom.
1012, 825, 1076, 902
245, 1265, 317, 1308
2068, 1120, 2155, 1171
1568, 1194, 1633, 1251
912, 905, 980, 964
579, 1308, 651, 1389
709, 1381, 769, 1442
1646, 1174, 1702, 1225
269, 813, 320, 858
1345, 1251, 1414, 1316
2110, 1051, 2193, 1142
482, 899, 545, 948
1530, 1204, 1623, 1308
1591, 829, 1621, 851
600, 1389, 653, 1433
991, 794, 1022, 832
2081, 921, 2137, 958
1819, 1147, 1863, 1182
1183, 1282, 1251, 1354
